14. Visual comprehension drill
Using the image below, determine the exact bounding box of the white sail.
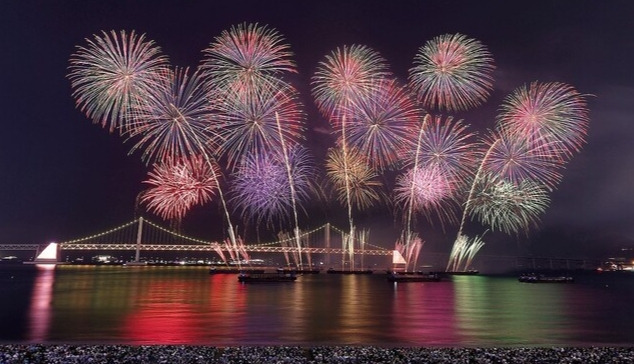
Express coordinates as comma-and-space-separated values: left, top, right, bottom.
36, 242, 58, 261
392, 250, 407, 265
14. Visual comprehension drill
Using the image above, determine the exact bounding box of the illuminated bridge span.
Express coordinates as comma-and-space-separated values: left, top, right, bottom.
57, 217, 390, 255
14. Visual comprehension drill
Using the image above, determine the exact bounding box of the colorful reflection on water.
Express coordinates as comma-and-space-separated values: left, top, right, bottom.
4, 266, 634, 346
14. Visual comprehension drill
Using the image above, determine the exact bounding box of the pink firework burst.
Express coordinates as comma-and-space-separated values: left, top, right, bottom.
68, 30, 169, 133
496, 81, 590, 161
409, 33, 495, 112
141, 155, 220, 222
394, 165, 458, 225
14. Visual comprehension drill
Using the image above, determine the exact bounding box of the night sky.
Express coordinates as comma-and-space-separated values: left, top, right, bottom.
1, 1, 633, 259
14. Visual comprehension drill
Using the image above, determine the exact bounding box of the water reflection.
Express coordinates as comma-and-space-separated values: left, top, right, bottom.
453, 276, 572, 346
15, 267, 634, 346
389, 280, 459, 345
28, 264, 55, 342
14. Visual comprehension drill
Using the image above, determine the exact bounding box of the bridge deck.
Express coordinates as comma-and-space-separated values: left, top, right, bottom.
59, 243, 392, 255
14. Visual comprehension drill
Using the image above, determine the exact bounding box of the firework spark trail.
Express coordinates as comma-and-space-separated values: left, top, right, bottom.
394, 232, 423, 272
123, 66, 240, 265
276, 112, 303, 267
449, 233, 485, 272
395, 113, 475, 257
213, 243, 228, 265
68, 30, 169, 133
341, 115, 355, 270
447, 137, 499, 271
409, 33, 495, 113
447, 82, 588, 271
202, 23, 305, 263
312, 45, 393, 269
446, 133, 554, 270
405, 115, 430, 236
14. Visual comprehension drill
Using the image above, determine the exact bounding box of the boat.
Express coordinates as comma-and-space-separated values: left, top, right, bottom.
0, 256, 23, 265
278, 267, 321, 274
327, 268, 373, 274
237, 270, 297, 283
443, 270, 479, 276
210, 267, 265, 274
387, 272, 442, 282
518, 273, 574, 283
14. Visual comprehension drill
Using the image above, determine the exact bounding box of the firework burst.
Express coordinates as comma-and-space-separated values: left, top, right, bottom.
496, 81, 590, 160
230, 147, 317, 228
141, 155, 220, 222
394, 165, 458, 225
125, 67, 219, 164
201, 22, 296, 92
482, 130, 564, 191
409, 33, 495, 112
341, 78, 422, 171
68, 30, 169, 133
325, 147, 384, 211
409, 114, 479, 188
312, 44, 391, 121
212, 84, 305, 170
469, 175, 550, 235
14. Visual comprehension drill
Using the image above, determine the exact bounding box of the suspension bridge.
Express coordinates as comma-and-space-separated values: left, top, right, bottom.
0, 217, 602, 272
1, 217, 393, 266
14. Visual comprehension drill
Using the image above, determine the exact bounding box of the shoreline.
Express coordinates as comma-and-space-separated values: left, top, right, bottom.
1, 345, 634, 363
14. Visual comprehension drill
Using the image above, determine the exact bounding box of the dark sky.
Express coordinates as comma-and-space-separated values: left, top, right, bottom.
1, 0, 633, 258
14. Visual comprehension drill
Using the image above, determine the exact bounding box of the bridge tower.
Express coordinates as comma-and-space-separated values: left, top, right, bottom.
325, 223, 331, 267
126, 217, 147, 266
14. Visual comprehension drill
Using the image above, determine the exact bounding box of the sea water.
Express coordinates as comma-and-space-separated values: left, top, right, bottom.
1, 264, 633, 346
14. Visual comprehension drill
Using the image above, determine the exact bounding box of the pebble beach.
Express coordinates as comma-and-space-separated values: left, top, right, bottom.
2, 345, 634, 363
